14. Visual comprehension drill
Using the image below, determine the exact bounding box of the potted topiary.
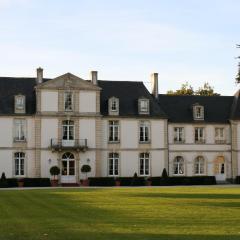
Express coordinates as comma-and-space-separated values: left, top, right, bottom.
18, 178, 24, 188
81, 165, 91, 186
115, 177, 121, 187
50, 166, 60, 187
0, 172, 8, 188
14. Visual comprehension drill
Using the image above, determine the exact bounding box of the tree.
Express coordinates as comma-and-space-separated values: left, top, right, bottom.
167, 82, 194, 95
161, 168, 168, 179
50, 166, 60, 180
81, 165, 91, 179
195, 82, 220, 96
167, 82, 220, 96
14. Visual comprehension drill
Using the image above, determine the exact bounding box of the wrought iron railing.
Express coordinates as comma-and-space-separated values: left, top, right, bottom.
50, 139, 88, 151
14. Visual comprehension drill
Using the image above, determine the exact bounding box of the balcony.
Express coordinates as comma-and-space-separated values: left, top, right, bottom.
50, 139, 88, 152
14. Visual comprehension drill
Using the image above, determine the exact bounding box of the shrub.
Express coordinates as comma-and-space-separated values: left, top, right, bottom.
7, 178, 18, 188
0, 172, 8, 188
162, 168, 168, 179
50, 166, 60, 180
81, 165, 91, 179
23, 178, 51, 187
235, 176, 240, 184
88, 177, 115, 187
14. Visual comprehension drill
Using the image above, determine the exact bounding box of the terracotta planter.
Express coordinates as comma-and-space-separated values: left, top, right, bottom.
81, 179, 89, 187
18, 181, 24, 188
51, 179, 59, 187
115, 180, 121, 187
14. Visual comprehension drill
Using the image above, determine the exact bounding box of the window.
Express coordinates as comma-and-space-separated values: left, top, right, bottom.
139, 121, 150, 143
64, 92, 73, 111
108, 153, 119, 176
62, 120, 74, 140
138, 99, 149, 114
195, 127, 205, 143
14, 152, 25, 176
14, 119, 26, 141
109, 121, 119, 142
174, 127, 184, 142
193, 105, 204, 120
194, 156, 205, 175
15, 95, 25, 113
109, 97, 119, 113
139, 153, 150, 176
215, 128, 225, 143
173, 156, 184, 175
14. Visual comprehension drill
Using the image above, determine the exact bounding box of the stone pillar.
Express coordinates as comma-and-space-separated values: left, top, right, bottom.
34, 117, 41, 177
95, 117, 102, 177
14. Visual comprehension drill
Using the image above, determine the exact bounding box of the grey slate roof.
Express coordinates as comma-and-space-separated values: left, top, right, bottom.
158, 94, 234, 123
98, 80, 167, 118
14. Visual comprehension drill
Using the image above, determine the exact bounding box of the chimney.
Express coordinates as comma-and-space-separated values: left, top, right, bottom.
151, 73, 159, 99
90, 71, 98, 85
36, 67, 43, 84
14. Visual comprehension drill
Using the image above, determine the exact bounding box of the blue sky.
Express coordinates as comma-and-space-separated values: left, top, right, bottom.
0, 0, 240, 95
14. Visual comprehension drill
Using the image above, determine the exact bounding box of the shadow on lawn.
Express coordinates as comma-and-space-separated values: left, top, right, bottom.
132, 193, 240, 200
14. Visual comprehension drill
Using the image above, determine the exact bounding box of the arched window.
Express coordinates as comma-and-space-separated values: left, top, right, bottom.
173, 156, 184, 175
14, 152, 25, 176
195, 156, 205, 175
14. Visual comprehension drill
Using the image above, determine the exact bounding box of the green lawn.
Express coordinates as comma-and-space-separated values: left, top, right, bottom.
1, 187, 240, 240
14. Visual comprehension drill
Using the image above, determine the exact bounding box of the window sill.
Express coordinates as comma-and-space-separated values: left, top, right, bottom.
13, 139, 27, 143
139, 141, 151, 144
173, 174, 185, 176
215, 140, 226, 144
108, 141, 120, 144
195, 140, 205, 144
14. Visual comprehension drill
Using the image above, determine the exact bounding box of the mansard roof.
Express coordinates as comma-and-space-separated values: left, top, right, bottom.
158, 94, 234, 123
98, 80, 167, 118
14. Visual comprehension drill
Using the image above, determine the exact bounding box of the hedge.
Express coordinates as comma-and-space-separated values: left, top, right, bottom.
23, 178, 51, 187
117, 177, 146, 186
0, 178, 18, 188
88, 177, 115, 186
150, 176, 216, 186
235, 176, 240, 184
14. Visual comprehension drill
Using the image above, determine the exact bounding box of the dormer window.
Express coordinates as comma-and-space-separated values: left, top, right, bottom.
138, 98, 149, 114
15, 95, 25, 113
193, 104, 204, 120
108, 97, 119, 115
64, 92, 73, 111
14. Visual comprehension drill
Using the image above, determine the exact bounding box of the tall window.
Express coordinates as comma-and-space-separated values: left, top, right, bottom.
109, 121, 119, 142
139, 99, 149, 114
173, 156, 184, 175
64, 92, 73, 111
195, 127, 205, 143
193, 105, 204, 120
15, 152, 25, 176
194, 156, 205, 175
139, 153, 150, 176
15, 95, 25, 113
139, 121, 150, 143
14, 119, 26, 141
174, 127, 184, 142
108, 153, 119, 176
62, 120, 74, 140
215, 128, 225, 143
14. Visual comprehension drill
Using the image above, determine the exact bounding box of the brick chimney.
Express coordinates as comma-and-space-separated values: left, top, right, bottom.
90, 71, 98, 85
36, 67, 43, 84
151, 72, 159, 99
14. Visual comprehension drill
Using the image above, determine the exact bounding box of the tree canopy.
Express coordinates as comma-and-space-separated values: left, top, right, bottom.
167, 82, 220, 96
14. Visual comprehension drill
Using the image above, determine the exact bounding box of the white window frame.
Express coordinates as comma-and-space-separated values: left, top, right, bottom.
174, 127, 184, 143
193, 105, 204, 120
139, 153, 150, 176
173, 156, 184, 175
64, 92, 73, 111
14, 95, 25, 113
195, 127, 205, 143
62, 120, 75, 140
215, 127, 225, 143
138, 99, 149, 114
194, 156, 205, 175
139, 121, 150, 143
108, 120, 120, 143
108, 153, 119, 176
14, 119, 26, 142
14, 152, 25, 177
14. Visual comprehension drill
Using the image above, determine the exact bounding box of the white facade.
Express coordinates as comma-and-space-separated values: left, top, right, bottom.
0, 70, 238, 183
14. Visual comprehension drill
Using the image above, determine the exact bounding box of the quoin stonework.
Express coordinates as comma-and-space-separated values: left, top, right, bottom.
0, 68, 239, 183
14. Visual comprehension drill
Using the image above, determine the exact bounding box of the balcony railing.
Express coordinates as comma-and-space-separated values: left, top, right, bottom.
50, 139, 88, 152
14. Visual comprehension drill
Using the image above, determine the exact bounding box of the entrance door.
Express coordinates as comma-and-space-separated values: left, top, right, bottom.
61, 152, 76, 183
62, 120, 75, 147
214, 156, 226, 182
